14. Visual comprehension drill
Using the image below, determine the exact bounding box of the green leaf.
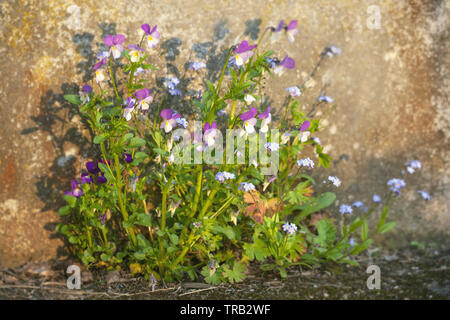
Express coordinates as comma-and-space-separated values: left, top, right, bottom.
378, 221, 396, 234
211, 225, 235, 241
361, 217, 369, 241
58, 206, 71, 216
135, 213, 151, 227
223, 262, 246, 283
293, 192, 336, 224
244, 241, 268, 262
350, 239, 373, 255
377, 204, 391, 232
63, 94, 81, 105
64, 195, 77, 208
100, 253, 112, 262
129, 137, 146, 148
93, 134, 107, 144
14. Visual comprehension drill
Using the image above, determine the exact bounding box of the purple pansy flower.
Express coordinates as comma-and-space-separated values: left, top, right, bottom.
104, 34, 126, 59
203, 122, 218, 146
141, 24, 160, 49
122, 153, 133, 163
135, 88, 153, 112
300, 120, 311, 132
270, 20, 284, 43
98, 212, 107, 225
234, 40, 257, 66
65, 180, 83, 198
258, 106, 271, 133
123, 96, 136, 121
274, 55, 295, 75
128, 44, 144, 63
80, 172, 92, 184
160, 109, 180, 133
240, 107, 258, 134
285, 20, 298, 43
80, 84, 93, 103
93, 58, 107, 83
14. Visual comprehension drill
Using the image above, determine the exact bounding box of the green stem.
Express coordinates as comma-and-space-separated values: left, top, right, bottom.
109, 58, 120, 101
113, 153, 136, 246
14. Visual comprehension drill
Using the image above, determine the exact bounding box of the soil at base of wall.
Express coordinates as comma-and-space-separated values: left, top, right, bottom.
0, 245, 448, 300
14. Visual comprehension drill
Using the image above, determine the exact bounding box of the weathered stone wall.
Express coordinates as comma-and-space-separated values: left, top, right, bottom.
0, 0, 448, 267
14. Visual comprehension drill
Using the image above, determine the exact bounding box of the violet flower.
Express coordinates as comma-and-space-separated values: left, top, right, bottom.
104, 34, 126, 59
285, 20, 298, 43
123, 96, 136, 121
258, 106, 271, 133
299, 120, 311, 142
80, 84, 93, 104
274, 55, 295, 75
128, 44, 144, 63
122, 153, 133, 163
160, 109, 180, 133
93, 58, 107, 83
234, 40, 257, 66
80, 172, 92, 184
240, 107, 258, 134
65, 180, 83, 198
141, 24, 160, 49
135, 88, 153, 112
204, 122, 218, 147
98, 212, 107, 225
270, 20, 284, 43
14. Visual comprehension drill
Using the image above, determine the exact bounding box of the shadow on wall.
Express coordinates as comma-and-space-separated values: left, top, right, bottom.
18, 18, 269, 258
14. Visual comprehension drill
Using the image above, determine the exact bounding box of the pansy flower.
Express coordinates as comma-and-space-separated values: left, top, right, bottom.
65, 180, 83, 198
349, 238, 357, 246
80, 172, 92, 184
123, 96, 136, 121
258, 106, 271, 133
265, 57, 279, 69
244, 94, 256, 105
128, 44, 144, 63
84, 160, 106, 184
274, 55, 295, 75
104, 34, 126, 59
203, 122, 218, 146
234, 40, 257, 66
160, 109, 180, 133
122, 153, 133, 163
280, 132, 292, 144
240, 107, 258, 134
93, 58, 107, 83
270, 20, 284, 43
141, 24, 160, 49
135, 88, 153, 112
285, 20, 298, 43
79, 84, 93, 104
286, 86, 301, 97
299, 120, 311, 142
318, 95, 334, 103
